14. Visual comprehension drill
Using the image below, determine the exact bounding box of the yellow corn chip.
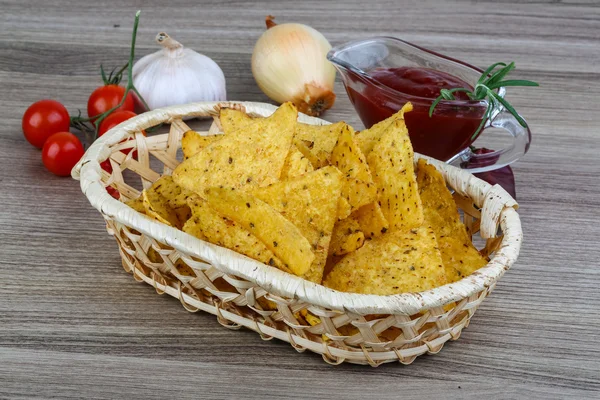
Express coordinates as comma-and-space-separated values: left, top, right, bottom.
355, 102, 413, 156
220, 108, 253, 133
251, 166, 343, 283
329, 217, 365, 256
183, 195, 287, 271
145, 175, 193, 226
293, 138, 321, 168
181, 130, 222, 160
330, 124, 378, 212
149, 175, 193, 209
351, 202, 389, 239
125, 196, 145, 214
173, 102, 297, 194
324, 226, 448, 295
437, 236, 487, 280
300, 309, 321, 326
367, 119, 423, 231
416, 159, 487, 279
142, 189, 180, 228
337, 197, 352, 220
294, 121, 346, 167
205, 186, 315, 276
281, 145, 314, 179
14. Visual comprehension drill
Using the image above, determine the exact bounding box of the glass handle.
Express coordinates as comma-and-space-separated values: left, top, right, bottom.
457, 110, 532, 174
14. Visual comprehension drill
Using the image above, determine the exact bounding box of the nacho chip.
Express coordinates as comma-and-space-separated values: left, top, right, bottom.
324, 226, 448, 295
173, 102, 297, 194
281, 145, 314, 179
183, 195, 287, 271
142, 189, 180, 228
351, 202, 389, 239
251, 166, 343, 283
437, 236, 487, 280
337, 197, 352, 220
294, 121, 346, 167
367, 119, 423, 231
330, 124, 378, 212
144, 176, 193, 226
329, 217, 365, 256
355, 102, 413, 156
149, 175, 193, 209
293, 138, 321, 168
300, 309, 321, 326
205, 186, 315, 276
181, 130, 222, 160
220, 108, 253, 133
416, 159, 487, 279
125, 196, 146, 214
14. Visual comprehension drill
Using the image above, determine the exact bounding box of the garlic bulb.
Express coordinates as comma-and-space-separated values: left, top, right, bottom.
252, 16, 336, 116
133, 32, 226, 110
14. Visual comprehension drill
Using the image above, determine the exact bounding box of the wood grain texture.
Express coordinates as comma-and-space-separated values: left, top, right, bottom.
1, 0, 599, 398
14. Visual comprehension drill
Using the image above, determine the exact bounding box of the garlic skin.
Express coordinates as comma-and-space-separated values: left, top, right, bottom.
252, 16, 336, 116
133, 32, 226, 110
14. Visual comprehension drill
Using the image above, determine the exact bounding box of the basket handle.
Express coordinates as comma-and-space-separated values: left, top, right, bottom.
480, 184, 518, 239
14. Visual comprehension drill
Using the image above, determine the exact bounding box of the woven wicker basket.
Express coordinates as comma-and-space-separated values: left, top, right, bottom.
72, 101, 522, 366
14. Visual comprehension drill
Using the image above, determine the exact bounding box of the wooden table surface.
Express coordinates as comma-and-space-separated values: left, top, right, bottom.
1, 1, 599, 399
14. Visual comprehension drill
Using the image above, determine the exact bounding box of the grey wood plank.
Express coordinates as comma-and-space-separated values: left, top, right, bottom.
1, 0, 599, 399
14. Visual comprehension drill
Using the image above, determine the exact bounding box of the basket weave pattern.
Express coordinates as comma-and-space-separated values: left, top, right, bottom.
73, 101, 522, 366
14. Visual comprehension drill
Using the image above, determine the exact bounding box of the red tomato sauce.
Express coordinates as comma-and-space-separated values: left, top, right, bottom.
348, 67, 486, 161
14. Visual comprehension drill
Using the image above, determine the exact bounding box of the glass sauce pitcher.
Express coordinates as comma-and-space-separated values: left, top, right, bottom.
327, 37, 531, 173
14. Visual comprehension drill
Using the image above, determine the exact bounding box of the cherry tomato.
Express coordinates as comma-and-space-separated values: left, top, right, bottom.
98, 110, 138, 137
106, 185, 120, 200
42, 132, 84, 176
22, 100, 70, 148
99, 110, 145, 160
87, 85, 135, 121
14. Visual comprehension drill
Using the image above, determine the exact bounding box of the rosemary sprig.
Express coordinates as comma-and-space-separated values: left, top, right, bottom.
428, 62, 539, 139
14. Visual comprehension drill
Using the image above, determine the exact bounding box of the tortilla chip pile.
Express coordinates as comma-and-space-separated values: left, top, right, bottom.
127, 102, 488, 294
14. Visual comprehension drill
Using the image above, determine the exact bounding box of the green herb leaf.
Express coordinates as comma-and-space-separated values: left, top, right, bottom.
429, 61, 538, 133
428, 88, 471, 117
478, 62, 507, 85
489, 90, 528, 128
487, 79, 539, 90
471, 102, 493, 140
484, 62, 516, 88
100, 64, 107, 85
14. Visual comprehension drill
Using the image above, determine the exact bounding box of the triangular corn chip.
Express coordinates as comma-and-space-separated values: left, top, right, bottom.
251, 166, 343, 283
351, 202, 389, 239
183, 195, 287, 271
142, 176, 189, 227
294, 121, 346, 168
324, 226, 448, 295
173, 102, 297, 194
336, 197, 352, 220
416, 159, 487, 279
142, 189, 181, 228
181, 130, 222, 160
149, 175, 193, 209
220, 108, 253, 133
330, 124, 378, 212
355, 102, 413, 156
125, 196, 146, 214
367, 118, 423, 231
293, 138, 321, 168
329, 217, 365, 257
281, 146, 314, 179
204, 186, 315, 276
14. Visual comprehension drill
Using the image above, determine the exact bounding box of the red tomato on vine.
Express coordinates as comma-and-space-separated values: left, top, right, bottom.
22, 100, 70, 148
41, 132, 84, 176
